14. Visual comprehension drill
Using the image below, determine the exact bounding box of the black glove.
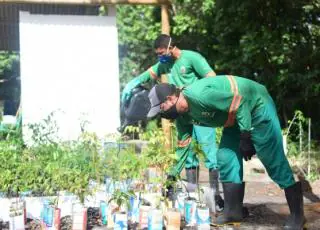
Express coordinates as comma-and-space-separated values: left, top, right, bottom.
162, 175, 176, 200
239, 131, 256, 161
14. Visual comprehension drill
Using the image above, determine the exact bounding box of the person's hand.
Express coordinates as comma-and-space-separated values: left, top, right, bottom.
239, 131, 256, 161
121, 77, 143, 104
121, 85, 132, 104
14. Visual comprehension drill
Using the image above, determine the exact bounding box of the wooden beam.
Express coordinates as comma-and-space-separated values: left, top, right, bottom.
161, 4, 170, 34
160, 4, 172, 149
0, 0, 170, 5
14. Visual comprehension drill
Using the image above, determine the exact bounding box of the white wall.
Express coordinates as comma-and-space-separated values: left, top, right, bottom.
19, 11, 120, 143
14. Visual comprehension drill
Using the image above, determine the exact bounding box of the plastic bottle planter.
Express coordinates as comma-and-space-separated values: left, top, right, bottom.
107, 203, 118, 228
23, 200, 27, 225
146, 167, 162, 183
47, 205, 54, 228
40, 200, 49, 226
147, 209, 163, 230
54, 208, 61, 230
39, 200, 61, 230
184, 197, 197, 226
71, 203, 87, 230
113, 212, 128, 230
139, 205, 151, 229
164, 208, 181, 230
195, 205, 210, 230
9, 200, 25, 230
202, 187, 216, 214
105, 178, 131, 194
100, 201, 108, 225
128, 195, 140, 224
175, 192, 188, 216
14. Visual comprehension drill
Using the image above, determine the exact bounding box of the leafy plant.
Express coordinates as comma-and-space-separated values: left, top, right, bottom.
141, 126, 176, 193
108, 189, 136, 213
105, 143, 148, 183
284, 110, 320, 181
0, 113, 112, 204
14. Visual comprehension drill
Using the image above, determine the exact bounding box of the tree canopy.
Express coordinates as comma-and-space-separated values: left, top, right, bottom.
116, 0, 320, 138
0, 0, 319, 137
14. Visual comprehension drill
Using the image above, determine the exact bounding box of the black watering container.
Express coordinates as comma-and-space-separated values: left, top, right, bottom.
118, 86, 151, 133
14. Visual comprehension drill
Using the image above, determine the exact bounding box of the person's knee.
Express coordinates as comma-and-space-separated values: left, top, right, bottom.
217, 148, 242, 183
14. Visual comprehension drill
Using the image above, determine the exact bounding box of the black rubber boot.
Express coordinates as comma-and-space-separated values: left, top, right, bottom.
241, 182, 249, 218
185, 167, 199, 184
209, 169, 224, 212
214, 183, 244, 226
284, 182, 306, 230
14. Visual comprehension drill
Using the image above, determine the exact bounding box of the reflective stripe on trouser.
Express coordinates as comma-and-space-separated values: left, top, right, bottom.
185, 125, 218, 169
217, 96, 295, 189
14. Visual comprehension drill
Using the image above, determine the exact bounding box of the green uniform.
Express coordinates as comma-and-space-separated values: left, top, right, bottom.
122, 50, 218, 170
172, 75, 295, 189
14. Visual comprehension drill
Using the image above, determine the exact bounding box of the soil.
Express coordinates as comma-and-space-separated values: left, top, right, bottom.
193, 157, 320, 230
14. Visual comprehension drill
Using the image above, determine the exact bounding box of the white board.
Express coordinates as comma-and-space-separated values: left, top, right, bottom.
19, 11, 120, 142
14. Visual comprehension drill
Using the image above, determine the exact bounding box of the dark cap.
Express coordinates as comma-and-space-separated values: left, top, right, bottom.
147, 83, 177, 118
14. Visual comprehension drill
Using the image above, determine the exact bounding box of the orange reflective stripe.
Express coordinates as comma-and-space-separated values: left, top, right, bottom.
224, 75, 242, 127
226, 95, 242, 127
225, 75, 236, 127
227, 75, 236, 94
148, 68, 158, 80
177, 137, 192, 147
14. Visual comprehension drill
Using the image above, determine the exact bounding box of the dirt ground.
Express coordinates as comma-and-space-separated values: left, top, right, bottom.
187, 157, 320, 230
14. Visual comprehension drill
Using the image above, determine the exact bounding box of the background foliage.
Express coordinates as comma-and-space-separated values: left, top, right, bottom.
0, 1, 319, 136
116, 0, 320, 138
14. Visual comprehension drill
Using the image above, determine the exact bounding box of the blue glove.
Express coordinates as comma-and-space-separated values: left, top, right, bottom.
121, 78, 144, 104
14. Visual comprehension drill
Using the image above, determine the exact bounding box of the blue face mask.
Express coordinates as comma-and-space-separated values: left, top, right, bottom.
159, 54, 172, 64
158, 37, 174, 64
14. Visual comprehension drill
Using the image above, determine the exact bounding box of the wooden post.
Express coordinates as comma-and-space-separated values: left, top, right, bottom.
160, 4, 172, 149
161, 4, 170, 35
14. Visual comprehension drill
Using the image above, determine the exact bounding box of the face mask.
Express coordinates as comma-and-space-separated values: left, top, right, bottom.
158, 37, 174, 64
160, 94, 180, 120
159, 54, 172, 64
160, 104, 179, 120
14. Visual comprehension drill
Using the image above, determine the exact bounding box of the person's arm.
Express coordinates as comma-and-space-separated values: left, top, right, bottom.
168, 115, 193, 177
190, 52, 216, 78
121, 63, 161, 103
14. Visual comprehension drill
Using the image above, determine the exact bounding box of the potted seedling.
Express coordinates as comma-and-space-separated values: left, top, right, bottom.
145, 194, 165, 230
186, 141, 211, 229
195, 202, 211, 230
140, 124, 182, 230
108, 189, 135, 230
104, 143, 148, 229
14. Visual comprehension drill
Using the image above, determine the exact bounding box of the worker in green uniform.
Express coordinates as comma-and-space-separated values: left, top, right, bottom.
146, 75, 305, 229
121, 34, 224, 211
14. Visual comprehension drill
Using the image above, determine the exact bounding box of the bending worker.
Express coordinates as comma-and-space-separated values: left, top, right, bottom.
146, 75, 305, 229
121, 34, 224, 211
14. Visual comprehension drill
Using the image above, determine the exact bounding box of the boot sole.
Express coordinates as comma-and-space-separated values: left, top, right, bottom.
211, 222, 241, 227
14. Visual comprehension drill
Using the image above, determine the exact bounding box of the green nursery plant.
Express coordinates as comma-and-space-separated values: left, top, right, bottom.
108, 189, 136, 213
282, 110, 320, 181
139, 122, 178, 207
0, 113, 110, 204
